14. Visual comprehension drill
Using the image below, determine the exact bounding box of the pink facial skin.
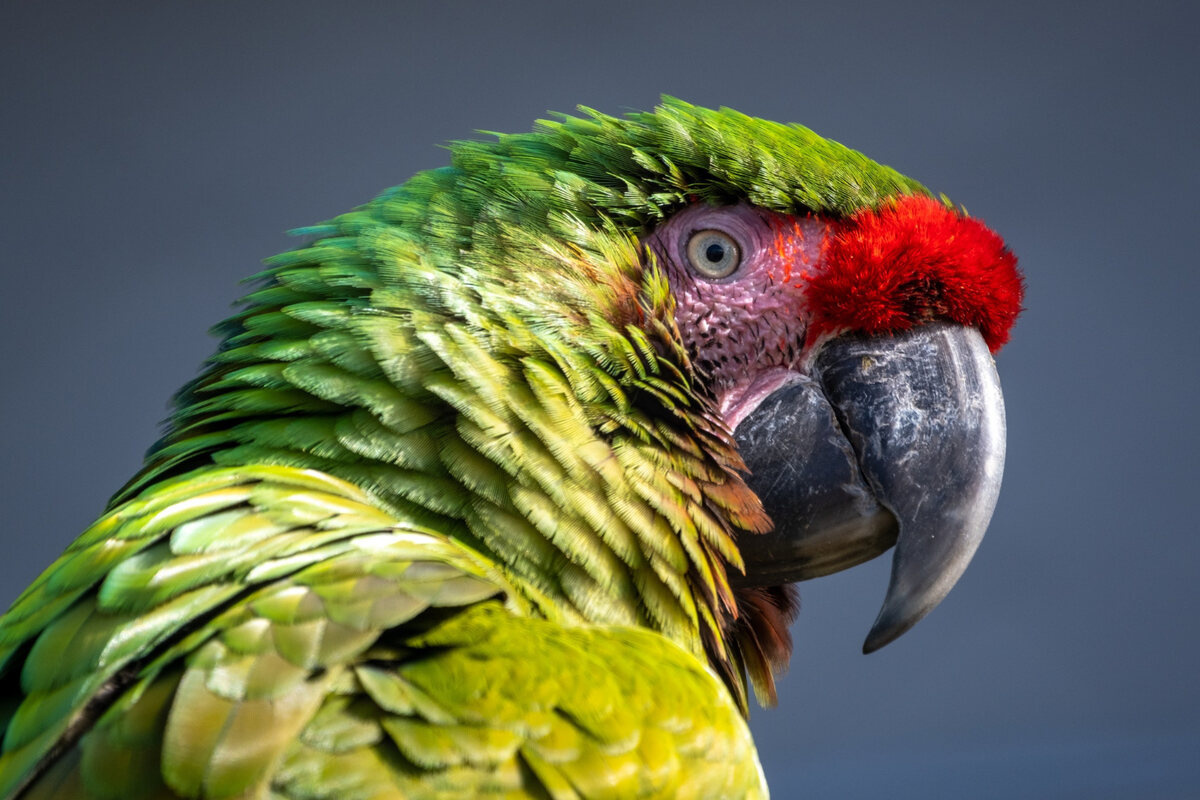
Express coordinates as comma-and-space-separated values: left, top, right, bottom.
645, 202, 832, 430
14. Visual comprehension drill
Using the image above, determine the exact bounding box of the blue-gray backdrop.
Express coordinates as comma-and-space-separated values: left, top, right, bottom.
3, 2, 1197, 796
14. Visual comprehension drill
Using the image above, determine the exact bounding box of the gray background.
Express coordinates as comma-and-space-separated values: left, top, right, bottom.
3, 2, 1197, 796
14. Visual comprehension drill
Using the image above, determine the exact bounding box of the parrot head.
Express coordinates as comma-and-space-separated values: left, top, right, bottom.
649, 192, 1021, 655
127, 98, 1022, 707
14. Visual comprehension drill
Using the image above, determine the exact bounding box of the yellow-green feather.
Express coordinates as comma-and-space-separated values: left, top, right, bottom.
0, 467, 763, 799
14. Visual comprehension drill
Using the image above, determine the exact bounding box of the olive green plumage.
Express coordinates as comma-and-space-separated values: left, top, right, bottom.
0, 99, 929, 798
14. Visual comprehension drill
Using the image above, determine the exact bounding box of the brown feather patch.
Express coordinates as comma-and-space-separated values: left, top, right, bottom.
734, 585, 800, 706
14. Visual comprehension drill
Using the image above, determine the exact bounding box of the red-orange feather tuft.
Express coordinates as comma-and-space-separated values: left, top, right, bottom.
806, 195, 1024, 351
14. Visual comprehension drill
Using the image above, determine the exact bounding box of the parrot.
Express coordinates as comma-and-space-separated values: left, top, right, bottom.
0, 98, 1023, 799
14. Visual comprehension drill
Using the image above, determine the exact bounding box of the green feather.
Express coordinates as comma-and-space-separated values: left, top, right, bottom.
0, 99, 935, 798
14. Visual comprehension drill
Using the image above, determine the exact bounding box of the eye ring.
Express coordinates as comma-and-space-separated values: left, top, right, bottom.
685, 229, 741, 279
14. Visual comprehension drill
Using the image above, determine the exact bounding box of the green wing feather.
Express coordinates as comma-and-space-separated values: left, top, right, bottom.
0, 466, 763, 799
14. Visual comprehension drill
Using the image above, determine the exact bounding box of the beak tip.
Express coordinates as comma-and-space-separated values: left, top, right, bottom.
861, 611, 916, 654
861, 631, 886, 655
861, 550, 975, 654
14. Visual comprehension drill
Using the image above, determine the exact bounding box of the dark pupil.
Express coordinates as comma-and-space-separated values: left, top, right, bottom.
705, 242, 726, 263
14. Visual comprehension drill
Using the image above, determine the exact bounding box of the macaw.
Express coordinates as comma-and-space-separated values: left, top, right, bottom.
0, 99, 1022, 799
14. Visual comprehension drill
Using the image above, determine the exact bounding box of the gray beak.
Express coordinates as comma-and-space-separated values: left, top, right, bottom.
732, 322, 1006, 653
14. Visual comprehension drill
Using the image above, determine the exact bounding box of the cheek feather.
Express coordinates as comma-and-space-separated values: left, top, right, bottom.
768, 216, 810, 285
805, 195, 1024, 351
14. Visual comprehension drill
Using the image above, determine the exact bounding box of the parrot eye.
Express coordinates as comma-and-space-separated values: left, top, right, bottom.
685, 229, 741, 278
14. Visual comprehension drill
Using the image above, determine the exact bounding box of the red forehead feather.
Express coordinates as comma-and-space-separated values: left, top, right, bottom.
805, 195, 1024, 351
